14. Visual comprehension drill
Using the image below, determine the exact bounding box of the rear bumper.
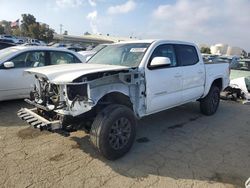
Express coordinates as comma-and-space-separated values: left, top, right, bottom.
17, 108, 62, 131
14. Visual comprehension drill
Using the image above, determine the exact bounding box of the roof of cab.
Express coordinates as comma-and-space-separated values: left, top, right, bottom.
8, 46, 73, 52
115, 39, 196, 46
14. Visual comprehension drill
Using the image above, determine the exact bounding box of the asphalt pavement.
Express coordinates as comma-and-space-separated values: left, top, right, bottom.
0, 100, 249, 188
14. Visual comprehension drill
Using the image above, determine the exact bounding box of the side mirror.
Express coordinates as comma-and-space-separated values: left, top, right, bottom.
3, 61, 14, 69
151, 57, 171, 67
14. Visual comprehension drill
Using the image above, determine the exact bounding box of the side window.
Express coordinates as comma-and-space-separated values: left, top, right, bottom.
149, 44, 177, 68
10, 52, 28, 68
50, 51, 77, 65
10, 51, 46, 68
175, 45, 199, 66
26, 51, 46, 67
74, 56, 82, 63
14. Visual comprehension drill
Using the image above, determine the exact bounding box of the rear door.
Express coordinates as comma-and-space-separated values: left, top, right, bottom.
145, 44, 183, 114
175, 44, 205, 102
0, 51, 47, 101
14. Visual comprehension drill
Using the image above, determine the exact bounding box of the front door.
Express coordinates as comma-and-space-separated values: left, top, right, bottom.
145, 44, 182, 114
0, 51, 46, 101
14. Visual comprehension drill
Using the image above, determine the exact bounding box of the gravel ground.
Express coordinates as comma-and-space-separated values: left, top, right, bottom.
0, 100, 249, 188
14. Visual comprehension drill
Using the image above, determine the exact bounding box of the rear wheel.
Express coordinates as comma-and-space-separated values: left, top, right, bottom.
200, 85, 220, 116
90, 104, 136, 160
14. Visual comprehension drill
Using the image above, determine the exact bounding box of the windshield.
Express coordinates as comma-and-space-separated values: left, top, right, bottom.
92, 44, 107, 52
231, 60, 250, 71
88, 43, 150, 67
0, 48, 19, 60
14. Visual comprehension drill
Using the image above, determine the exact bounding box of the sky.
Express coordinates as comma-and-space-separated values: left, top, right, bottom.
0, 0, 250, 51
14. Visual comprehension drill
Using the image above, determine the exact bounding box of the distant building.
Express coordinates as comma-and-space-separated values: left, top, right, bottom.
53, 34, 132, 47
198, 43, 210, 49
226, 46, 247, 57
210, 43, 246, 57
210, 44, 228, 55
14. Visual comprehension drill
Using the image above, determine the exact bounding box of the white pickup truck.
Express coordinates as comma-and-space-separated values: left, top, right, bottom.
18, 40, 230, 160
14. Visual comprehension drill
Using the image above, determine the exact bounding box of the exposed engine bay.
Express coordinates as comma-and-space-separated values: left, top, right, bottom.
20, 68, 145, 132
29, 76, 66, 110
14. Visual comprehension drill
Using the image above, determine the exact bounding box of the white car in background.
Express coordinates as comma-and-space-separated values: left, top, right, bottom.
78, 44, 108, 62
0, 46, 85, 101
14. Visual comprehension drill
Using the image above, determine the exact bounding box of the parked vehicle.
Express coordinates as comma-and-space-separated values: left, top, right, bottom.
215, 55, 240, 68
50, 43, 86, 52
0, 35, 23, 44
0, 38, 15, 44
67, 46, 86, 52
23, 39, 46, 46
29, 39, 42, 46
22, 43, 40, 46
78, 44, 108, 62
0, 46, 86, 101
223, 59, 250, 102
202, 53, 219, 63
0, 40, 16, 50
18, 40, 230, 160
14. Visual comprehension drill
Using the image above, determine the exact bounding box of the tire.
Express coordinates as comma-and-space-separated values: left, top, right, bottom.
90, 104, 136, 160
200, 85, 220, 116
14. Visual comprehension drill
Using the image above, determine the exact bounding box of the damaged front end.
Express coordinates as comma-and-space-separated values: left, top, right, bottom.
18, 75, 94, 131
17, 67, 145, 132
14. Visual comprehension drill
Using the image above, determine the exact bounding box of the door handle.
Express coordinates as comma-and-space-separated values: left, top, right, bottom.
174, 74, 182, 78
198, 70, 203, 74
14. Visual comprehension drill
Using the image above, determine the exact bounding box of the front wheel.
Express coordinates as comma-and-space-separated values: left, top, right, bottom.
90, 104, 136, 160
200, 85, 220, 116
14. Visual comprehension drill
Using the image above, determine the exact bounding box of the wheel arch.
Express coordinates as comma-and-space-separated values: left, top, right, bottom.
96, 91, 133, 110
202, 77, 223, 98
212, 78, 223, 91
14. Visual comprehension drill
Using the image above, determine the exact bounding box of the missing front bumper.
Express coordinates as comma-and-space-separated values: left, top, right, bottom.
17, 108, 62, 131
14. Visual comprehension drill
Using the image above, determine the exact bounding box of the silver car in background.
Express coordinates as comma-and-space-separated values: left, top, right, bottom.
78, 44, 108, 62
0, 46, 86, 101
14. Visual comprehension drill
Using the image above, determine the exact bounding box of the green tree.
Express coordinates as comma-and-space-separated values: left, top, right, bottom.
20, 14, 36, 34
0, 20, 12, 34
84, 31, 91, 35
200, 47, 211, 54
19, 14, 54, 42
1, 14, 54, 43
28, 23, 40, 38
0, 25, 4, 34
38, 24, 54, 43
12, 28, 22, 36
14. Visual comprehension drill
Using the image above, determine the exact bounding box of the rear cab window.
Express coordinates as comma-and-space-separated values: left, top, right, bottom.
175, 44, 199, 66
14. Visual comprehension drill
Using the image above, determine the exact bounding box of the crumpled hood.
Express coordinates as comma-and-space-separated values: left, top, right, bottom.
25, 63, 129, 84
